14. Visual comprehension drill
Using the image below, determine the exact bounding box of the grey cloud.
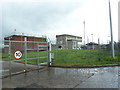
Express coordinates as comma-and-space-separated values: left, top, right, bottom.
2, 1, 84, 42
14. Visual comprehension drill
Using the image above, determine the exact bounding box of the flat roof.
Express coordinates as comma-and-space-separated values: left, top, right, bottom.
4, 35, 46, 39
56, 34, 82, 38
86, 42, 98, 45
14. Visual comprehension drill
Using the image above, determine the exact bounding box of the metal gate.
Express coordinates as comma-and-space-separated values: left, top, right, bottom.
2, 36, 52, 78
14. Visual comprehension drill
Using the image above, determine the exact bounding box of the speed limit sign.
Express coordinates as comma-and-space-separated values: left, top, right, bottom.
14, 51, 22, 59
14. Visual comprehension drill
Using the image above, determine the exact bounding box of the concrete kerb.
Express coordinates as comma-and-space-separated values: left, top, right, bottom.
50, 64, 120, 68
2, 66, 46, 79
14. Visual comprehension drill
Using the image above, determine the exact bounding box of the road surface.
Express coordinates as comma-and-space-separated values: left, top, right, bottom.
2, 66, 120, 88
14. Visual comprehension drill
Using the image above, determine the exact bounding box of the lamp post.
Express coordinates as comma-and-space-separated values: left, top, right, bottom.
14, 29, 16, 35
83, 21, 85, 45
91, 34, 94, 49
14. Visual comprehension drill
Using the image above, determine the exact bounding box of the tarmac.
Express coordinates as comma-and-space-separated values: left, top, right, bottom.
1, 61, 45, 78
2, 65, 120, 88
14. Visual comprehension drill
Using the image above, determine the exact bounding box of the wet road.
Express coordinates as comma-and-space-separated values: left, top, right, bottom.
1, 61, 44, 78
2, 66, 120, 88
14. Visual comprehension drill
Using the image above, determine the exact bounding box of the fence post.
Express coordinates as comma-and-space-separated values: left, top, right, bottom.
37, 42, 39, 69
8, 39, 11, 77
24, 37, 27, 72
48, 42, 52, 66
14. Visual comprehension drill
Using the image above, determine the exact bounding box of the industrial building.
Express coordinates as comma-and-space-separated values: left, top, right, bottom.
56, 34, 82, 49
86, 42, 99, 49
4, 35, 47, 53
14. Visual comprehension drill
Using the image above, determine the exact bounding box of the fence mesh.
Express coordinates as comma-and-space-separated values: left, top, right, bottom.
51, 42, 119, 67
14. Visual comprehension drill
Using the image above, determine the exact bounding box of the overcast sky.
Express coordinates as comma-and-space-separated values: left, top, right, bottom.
1, 0, 119, 44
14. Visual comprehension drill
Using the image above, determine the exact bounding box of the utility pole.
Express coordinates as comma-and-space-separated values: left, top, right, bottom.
83, 21, 85, 45
109, 0, 115, 58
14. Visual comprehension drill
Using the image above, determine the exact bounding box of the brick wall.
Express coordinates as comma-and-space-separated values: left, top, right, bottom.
4, 35, 47, 53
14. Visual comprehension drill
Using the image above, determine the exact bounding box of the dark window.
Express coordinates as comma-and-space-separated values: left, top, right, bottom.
58, 46, 62, 48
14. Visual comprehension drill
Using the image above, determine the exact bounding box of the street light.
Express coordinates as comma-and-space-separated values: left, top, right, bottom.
91, 34, 94, 49
14, 29, 16, 35
91, 34, 93, 42
83, 21, 85, 45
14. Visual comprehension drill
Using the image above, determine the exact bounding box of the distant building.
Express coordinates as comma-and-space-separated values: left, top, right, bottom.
86, 42, 99, 49
51, 44, 57, 49
4, 35, 47, 53
56, 34, 82, 49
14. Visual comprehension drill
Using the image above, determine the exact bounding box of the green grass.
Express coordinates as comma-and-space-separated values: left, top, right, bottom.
2, 51, 48, 64
2, 49, 120, 66
52, 49, 119, 66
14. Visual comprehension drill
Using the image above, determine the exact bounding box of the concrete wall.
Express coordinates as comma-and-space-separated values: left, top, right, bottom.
56, 34, 82, 49
87, 45, 99, 49
67, 40, 72, 49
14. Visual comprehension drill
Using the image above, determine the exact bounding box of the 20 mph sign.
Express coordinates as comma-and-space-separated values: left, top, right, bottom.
14, 51, 22, 59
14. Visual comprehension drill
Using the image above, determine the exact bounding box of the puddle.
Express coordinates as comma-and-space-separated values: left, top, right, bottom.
0, 69, 9, 78
2, 66, 119, 88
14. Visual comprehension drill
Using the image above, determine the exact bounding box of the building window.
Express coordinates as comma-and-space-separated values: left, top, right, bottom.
58, 40, 65, 44
58, 46, 62, 49
72, 41, 77, 49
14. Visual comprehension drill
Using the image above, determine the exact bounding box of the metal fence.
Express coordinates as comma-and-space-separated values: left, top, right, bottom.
51, 42, 119, 67
2, 37, 52, 78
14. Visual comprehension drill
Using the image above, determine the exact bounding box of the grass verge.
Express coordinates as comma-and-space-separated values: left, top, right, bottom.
2, 49, 119, 66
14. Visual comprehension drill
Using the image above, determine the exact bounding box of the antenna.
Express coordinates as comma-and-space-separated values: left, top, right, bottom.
14, 29, 16, 35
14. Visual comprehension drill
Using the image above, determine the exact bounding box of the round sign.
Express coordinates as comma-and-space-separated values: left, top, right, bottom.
14, 51, 22, 59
